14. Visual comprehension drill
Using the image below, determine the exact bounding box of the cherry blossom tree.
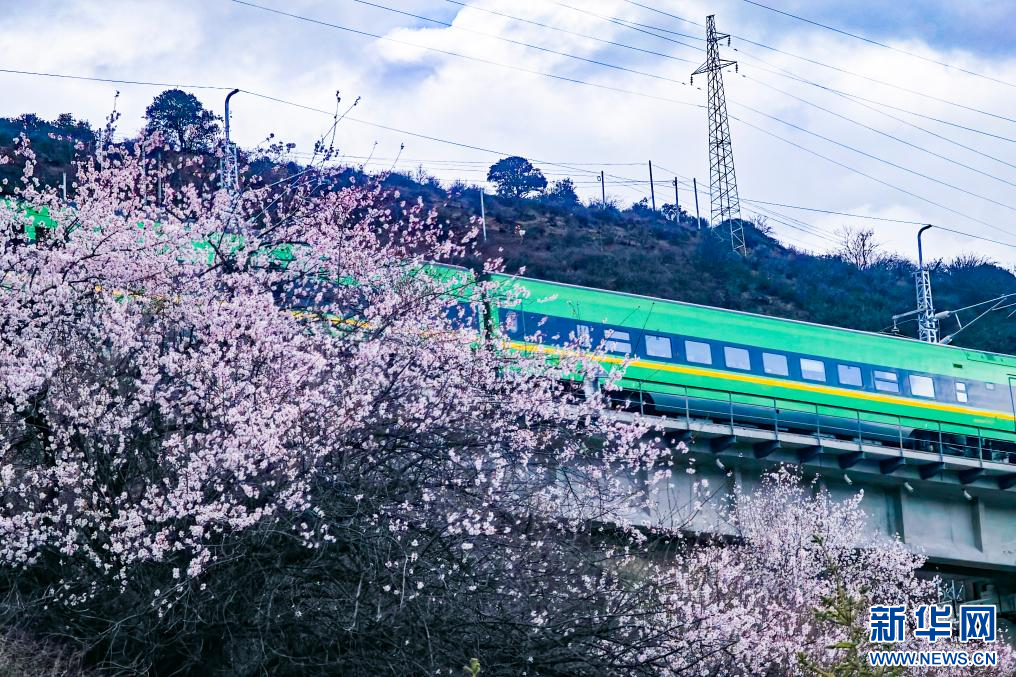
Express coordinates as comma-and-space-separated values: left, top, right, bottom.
0, 138, 1009, 675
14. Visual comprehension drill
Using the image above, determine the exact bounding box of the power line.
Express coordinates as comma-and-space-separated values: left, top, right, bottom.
736, 54, 1016, 144
242, 91, 661, 189
539, 0, 1016, 155
0, 58, 670, 192
740, 199, 1016, 251
442, 0, 694, 65
623, 0, 703, 29
742, 206, 831, 245
348, 0, 691, 84
275, 93, 1016, 250
8, 52, 1011, 244
620, 0, 1016, 127
732, 100, 1016, 217
731, 114, 1014, 237
521, 0, 1016, 210
311, 154, 648, 167
737, 0, 1016, 90
740, 75, 1016, 190
228, 0, 703, 110
7, 31, 1013, 253
650, 161, 836, 243
0, 66, 232, 90
545, 0, 703, 52
741, 199, 924, 224
738, 66, 1016, 174
745, 202, 837, 238
436, 0, 1016, 195
731, 39, 1016, 127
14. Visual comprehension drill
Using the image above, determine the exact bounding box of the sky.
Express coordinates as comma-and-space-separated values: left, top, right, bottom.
1, 0, 1015, 263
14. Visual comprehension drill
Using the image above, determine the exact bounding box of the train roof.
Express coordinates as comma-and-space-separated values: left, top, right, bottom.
489, 272, 1016, 371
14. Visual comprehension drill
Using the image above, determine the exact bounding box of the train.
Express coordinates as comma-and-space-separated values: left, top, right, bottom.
486, 272, 1016, 467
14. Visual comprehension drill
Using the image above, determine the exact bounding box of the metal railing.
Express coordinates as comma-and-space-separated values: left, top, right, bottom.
610, 383, 1016, 468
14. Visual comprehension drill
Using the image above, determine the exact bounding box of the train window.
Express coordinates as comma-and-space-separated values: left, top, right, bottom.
685, 340, 712, 365
909, 375, 936, 399
604, 330, 632, 354
504, 311, 518, 332
800, 358, 826, 382
837, 364, 863, 387
724, 346, 751, 370
574, 324, 591, 347
645, 335, 672, 359
874, 370, 899, 393
762, 352, 789, 376
956, 382, 968, 403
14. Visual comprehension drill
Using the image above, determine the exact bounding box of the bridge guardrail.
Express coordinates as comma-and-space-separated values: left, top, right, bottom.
608, 382, 1016, 482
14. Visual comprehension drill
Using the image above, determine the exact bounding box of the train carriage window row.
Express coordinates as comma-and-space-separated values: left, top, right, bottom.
499, 308, 1011, 411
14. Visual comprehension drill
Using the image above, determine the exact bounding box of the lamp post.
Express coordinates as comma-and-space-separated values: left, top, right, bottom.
222, 89, 240, 197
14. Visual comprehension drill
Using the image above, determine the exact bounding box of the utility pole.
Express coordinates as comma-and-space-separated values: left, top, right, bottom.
673, 177, 679, 216
157, 150, 163, 206
479, 187, 487, 241
61, 172, 67, 202
648, 161, 656, 211
916, 225, 939, 343
692, 177, 702, 229
598, 170, 606, 207
692, 15, 745, 255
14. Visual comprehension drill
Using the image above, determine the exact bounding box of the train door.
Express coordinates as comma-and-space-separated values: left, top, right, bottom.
1009, 377, 1016, 432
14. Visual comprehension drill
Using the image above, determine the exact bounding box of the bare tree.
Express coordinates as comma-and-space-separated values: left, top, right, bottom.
835, 226, 883, 269
752, 214, 772, 236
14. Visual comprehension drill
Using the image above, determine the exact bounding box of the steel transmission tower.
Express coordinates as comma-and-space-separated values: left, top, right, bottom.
692, 15, 745, 256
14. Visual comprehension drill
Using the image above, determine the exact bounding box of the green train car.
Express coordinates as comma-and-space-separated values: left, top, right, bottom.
488, 273, 1016, 467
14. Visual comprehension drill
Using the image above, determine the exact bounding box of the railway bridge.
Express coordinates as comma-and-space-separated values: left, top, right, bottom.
606, 402, 1016, 615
